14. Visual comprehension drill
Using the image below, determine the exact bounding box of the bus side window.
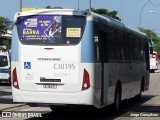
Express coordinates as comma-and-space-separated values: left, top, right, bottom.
117, 31, 125, 62
140, 38, 144, 61
94, 22, 100, 62
127, 34, 134, 62
94, 35, 99, 62
133, 37, 140, 62
99, 31, 107, 63
145, 40, 150, 70
107, 28, 117, 62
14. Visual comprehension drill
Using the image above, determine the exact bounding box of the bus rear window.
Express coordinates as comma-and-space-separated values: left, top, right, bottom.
17, 15, 86, 45
0, 56, 8, 67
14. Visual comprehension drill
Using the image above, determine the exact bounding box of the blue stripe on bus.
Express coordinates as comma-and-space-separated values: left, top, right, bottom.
11, 26, 19, 62
0, 69, 9, 73
81, 21, 95, 63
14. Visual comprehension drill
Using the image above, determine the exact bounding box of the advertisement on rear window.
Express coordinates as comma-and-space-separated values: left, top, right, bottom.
18, 15, 62, 43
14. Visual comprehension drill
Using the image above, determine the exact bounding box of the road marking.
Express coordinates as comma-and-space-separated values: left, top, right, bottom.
20, 107, 41, 111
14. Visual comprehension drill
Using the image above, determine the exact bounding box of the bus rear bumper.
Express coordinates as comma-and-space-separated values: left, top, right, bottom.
12, 87, 95, 106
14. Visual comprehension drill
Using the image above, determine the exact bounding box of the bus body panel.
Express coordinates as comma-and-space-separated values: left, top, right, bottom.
103, 62, 145, 106
19, 45, 80, 92
12, 85, 94, 105
12, 62, 96, 106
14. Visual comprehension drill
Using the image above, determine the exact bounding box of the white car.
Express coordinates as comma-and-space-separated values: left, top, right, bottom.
0, 47, 10, 83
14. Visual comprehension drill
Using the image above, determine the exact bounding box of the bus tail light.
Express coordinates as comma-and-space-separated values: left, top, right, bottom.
12, 68, 19, 89
82, 69, 90, 91
156, 54, 159, 61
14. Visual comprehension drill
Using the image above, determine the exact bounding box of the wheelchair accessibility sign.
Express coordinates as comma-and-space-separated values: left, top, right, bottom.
24, 62, 31, 69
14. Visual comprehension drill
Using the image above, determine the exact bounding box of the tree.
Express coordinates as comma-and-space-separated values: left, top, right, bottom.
89, 8, 121, 21
44, 6, 121, 21
140, 27, 160, 57
45, 6, 63, 9
140, 27, 159, 44
0, 16, 10, 33
0, 16, 11, 50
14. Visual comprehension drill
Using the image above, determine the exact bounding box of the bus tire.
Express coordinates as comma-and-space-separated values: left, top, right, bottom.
113, 85, 121, 112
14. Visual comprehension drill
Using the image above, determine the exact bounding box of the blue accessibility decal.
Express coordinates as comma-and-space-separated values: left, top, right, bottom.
24, 62, 31, 69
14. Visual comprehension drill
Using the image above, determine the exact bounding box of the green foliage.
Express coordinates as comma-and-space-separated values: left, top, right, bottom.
107, 10, 121, 21
45, 6, 120, 21
154, 44, 160, 55
45, 6, 63, 9
0, 16, 11, 50
140, 27, 157, 38
140, 27, 160, 57
140, 27, 159, 44
45, 6, 53, 9
90, 8, 121, 21
91, 8, 108, 14
0, 39, 11, 50
0, 16, 10, 31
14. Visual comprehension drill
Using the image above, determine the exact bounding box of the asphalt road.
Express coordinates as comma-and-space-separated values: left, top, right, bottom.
0, 73, 160, 120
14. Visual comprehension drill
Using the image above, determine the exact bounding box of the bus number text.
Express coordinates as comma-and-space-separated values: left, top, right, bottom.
53, 63, 75, 70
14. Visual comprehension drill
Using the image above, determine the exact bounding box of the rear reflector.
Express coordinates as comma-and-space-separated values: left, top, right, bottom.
12, 68, 19, 89
82, 69, 90, 91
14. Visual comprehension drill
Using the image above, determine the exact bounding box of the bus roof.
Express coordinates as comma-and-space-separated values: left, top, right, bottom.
91, 11, 147, 39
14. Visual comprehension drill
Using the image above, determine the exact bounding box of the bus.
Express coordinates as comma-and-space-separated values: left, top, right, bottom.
0, 46, 10, 83
11, 9, 150, 111
150, 51, 159, 73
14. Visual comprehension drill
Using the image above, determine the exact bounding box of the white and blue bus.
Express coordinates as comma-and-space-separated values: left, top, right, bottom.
11, 9, 150, 111
0, 46, 10, 83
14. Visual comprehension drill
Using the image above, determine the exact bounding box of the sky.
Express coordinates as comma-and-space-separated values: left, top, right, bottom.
1, 0, 160, 35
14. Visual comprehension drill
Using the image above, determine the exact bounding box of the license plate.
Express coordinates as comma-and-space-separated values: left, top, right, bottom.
43, 84, 57, 89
